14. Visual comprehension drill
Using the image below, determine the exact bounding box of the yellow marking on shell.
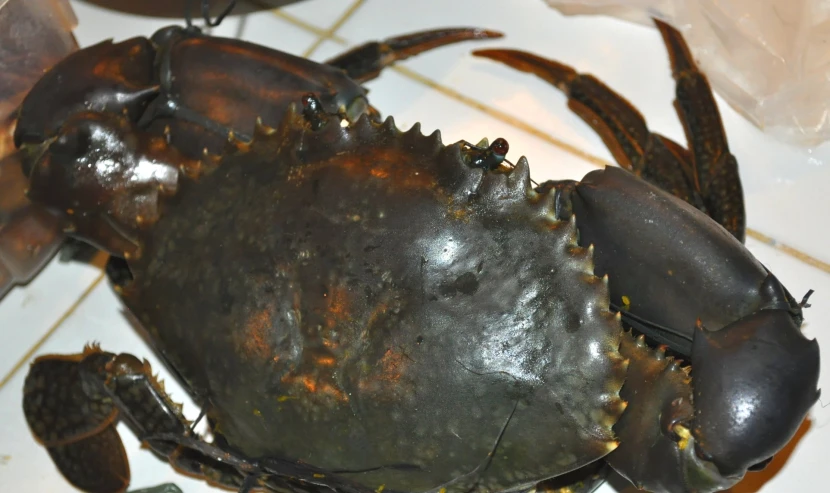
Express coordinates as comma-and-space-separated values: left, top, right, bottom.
674, 424, 691, 450
440, 488, 447, 493
606, 440, 620, 452
253, 409, 262, 417
277, 395, 297, 402
313, 473, 326, 478
376, 485, 386, 493
621, 295, 631, 310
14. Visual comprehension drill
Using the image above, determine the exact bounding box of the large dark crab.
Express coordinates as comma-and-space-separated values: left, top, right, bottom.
10, 6, 820, 493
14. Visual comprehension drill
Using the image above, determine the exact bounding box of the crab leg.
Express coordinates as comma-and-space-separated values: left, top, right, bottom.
655, 20, 744, 242
22, 348, 130, 493
23, 343, 389, 493
324, 28, 503, 83
22, 345, 254, 493
472, 19, 745, 242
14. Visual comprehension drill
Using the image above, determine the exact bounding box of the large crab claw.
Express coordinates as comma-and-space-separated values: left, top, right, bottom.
475, 18, 820, 492
570, 167, 820, 492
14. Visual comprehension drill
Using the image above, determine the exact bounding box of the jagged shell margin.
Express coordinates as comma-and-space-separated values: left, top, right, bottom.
209, 106, 630, 443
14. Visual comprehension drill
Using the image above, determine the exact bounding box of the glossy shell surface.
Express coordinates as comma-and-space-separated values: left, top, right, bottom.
118, 111, 626, 491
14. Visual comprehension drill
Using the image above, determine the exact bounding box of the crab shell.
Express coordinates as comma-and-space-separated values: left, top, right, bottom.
78, 104, 625, 491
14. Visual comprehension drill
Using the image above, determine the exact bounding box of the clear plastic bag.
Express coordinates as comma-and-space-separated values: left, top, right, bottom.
0, 0, 78, 299
545, 0, 830, 148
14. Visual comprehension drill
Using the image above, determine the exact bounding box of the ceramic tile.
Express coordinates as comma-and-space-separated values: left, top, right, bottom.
0, 256, 103, 381
235, 7, 317, 54
336, 0, 830, 266
2, 1, 829, 492
0, 282, 216, 492
276, 0, 358, 31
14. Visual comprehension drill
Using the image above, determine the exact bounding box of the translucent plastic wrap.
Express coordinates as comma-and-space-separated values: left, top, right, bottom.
0, 0, 78, 299
545, 0, 830, 148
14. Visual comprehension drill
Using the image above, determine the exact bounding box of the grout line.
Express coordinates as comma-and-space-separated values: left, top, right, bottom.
301, 0, 365, 58
746, 230, 830, 272
266, 7, 830, 275
0, 272, 105, 391
268, 9, 346, 42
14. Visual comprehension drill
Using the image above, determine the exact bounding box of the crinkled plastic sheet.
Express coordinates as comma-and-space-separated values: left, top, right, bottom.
545, 0, 830, 148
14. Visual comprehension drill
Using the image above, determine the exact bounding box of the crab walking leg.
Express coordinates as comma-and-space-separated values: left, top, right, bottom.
654, 19, 744, 242
472, 19, 745, 242
469, 49, 699, 211
324, 28, 503, 83
22, 345, 260, 493
22, 348, 130, 493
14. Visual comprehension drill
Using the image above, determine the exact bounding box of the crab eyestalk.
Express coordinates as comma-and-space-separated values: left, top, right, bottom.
21, 111, 199, 258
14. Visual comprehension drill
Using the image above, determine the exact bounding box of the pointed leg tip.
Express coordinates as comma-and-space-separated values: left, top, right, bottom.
652, 17, 676, 33
471, 48, 537, 67
471, 48, 498, 59
470, 49, 577, 89
471, 28, 505, 40
652, 18, 698, 76
472, 48, 521, 58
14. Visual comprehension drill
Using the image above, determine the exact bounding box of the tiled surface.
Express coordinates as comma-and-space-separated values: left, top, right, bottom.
0, 0, 828, 491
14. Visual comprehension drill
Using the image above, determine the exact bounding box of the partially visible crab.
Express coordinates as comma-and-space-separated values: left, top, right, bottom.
12, 6, 819, 493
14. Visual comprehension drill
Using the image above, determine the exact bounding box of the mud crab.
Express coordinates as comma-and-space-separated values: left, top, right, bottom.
10, 4, 820, 493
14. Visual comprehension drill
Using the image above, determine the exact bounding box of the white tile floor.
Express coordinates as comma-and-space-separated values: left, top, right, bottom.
1, 0, 829, 491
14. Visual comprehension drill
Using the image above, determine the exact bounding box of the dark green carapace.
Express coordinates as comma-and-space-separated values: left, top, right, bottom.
122, 112, 626, 492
